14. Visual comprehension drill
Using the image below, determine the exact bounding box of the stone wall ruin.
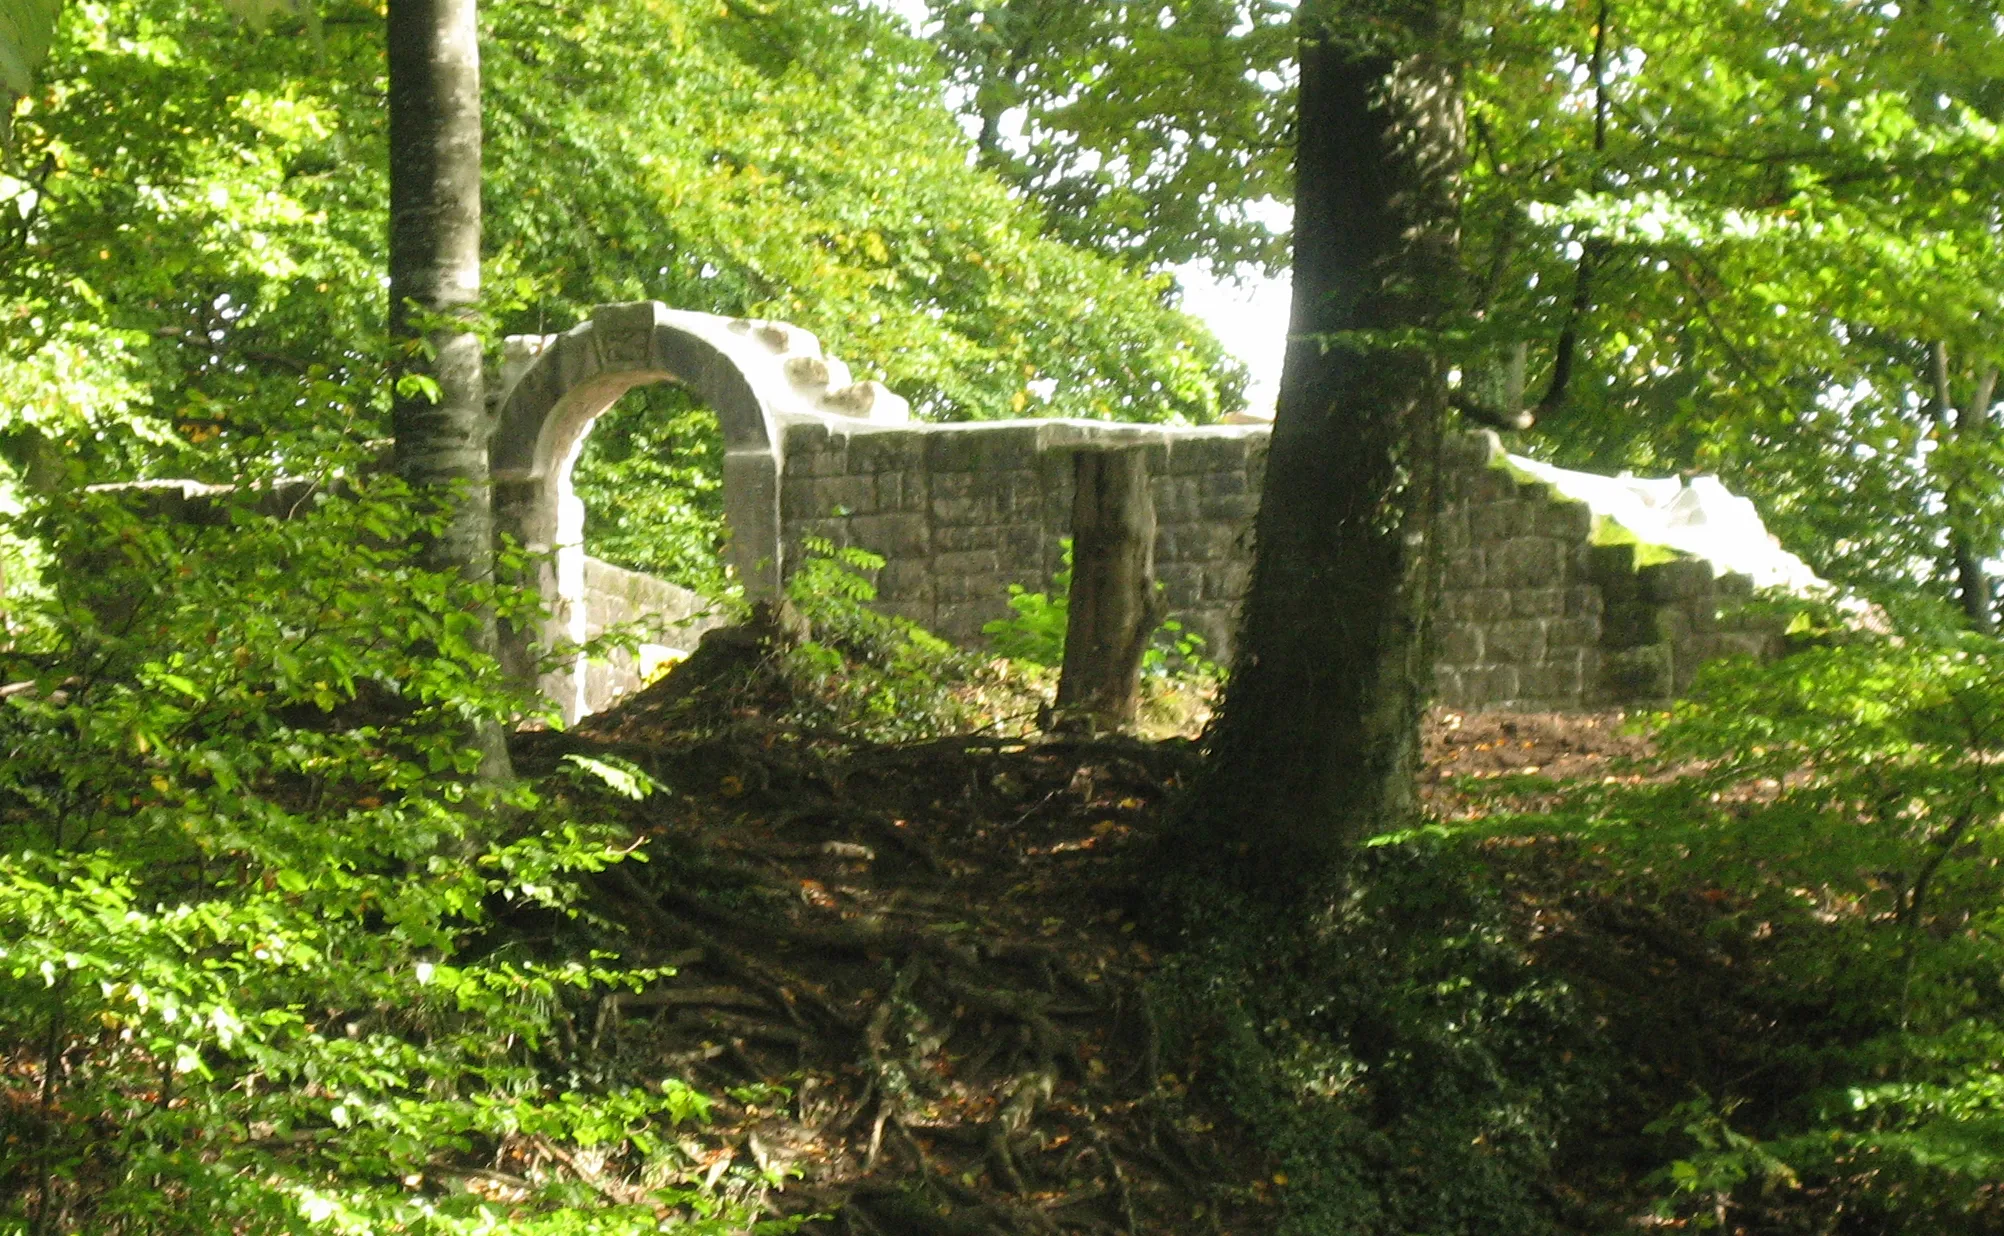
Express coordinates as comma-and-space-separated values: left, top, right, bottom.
494, 302, 1794, 719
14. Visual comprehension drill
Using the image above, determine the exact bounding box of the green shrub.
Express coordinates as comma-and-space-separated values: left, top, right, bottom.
980, 539, 1222, 680
0, 477, 782, 1234
782, 538, 1033, 741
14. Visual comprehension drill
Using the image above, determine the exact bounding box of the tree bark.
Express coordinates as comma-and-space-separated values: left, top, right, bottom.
1182, 0, 1462, 879
1054, 448, 1159, 730
388, 0, 512, 777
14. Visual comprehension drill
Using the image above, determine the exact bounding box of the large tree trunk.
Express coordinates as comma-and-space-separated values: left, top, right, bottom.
388, 0, 511, 777
1054, 447, 1159, 730
1183, 1, 1463, 879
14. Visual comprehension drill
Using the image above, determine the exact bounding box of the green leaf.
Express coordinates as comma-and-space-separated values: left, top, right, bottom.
561, 753, 662, 801
0, 0, 60, 94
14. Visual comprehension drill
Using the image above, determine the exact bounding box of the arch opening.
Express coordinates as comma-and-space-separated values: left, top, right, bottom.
491, 301, 910, 721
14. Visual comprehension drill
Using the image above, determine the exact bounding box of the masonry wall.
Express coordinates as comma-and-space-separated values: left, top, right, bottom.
1430, 432, 1786, 710
575, 556, 726, 713
94, 427, 1788, 720
767, 421, 1783, 714
774, 418, 1266, 662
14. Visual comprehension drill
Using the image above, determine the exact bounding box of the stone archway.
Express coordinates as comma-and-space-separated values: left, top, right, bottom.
489, 300, 910, 719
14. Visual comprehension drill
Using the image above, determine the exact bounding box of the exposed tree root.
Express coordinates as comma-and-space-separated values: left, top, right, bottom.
497, 664, 1271, 1234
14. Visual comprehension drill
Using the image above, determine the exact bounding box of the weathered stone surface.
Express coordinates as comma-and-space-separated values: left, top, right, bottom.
1490, 538, 1564, 588
875, 560, 934, 604
1522, 659, 1584, 700
1436, 623, 1483, 664
1546, 617, 1600, 650
1486, 619, 1549, 665
1640, 557, 1714, 602
847, 513, 930, 559
1512, 587, 1566, 619
1447, 548, 1486, 589
1536, 500, 1593, 540
492, 304, 1789, 720
932, 549, 1002, 579
1604, 645, 1672, 699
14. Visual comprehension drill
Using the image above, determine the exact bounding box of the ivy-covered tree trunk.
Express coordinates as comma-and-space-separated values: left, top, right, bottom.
388, 0, 511, 778
1186, 0, 1462, 878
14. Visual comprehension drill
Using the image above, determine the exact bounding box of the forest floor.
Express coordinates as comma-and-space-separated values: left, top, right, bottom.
499, 632, 1779, 1236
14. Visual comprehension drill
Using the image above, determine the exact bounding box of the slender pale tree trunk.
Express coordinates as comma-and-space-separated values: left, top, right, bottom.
1183, 1, 1463, 880
388, 0, 512, 778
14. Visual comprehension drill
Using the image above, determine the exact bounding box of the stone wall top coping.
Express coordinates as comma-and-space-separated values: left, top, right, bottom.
771, 411, 1273, 445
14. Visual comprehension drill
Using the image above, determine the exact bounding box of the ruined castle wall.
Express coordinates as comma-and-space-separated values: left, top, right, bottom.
774, 417, 1266, 663
769, 421, 1781, 714
574, 557, 726, 713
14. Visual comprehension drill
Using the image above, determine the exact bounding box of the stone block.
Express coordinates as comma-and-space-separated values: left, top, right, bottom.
1461, 467, 1518, 505
998, 470, 1045, 521
878, 600, 936, 628
1200, 562, 1251, 603
1473, 499, 1539, 541
1639, 557, 1713, 602
1546, 616, 1599, 650
794, 474, 876, 518
1489, 538, 1564, 588
1000, 525, 1046, 570
1600, 600, 1654, 648
1199, 493, 1260, 523
1435, 506, 1471, 553
1536, 499, 1593, 541
1705, 631, 1779, 661
1201, 468, 1248, 498
1521, 659, 1585, 704
779, 420, 830, 461
927, 426, 1040, 473
1436, 623, 1483, 665
1715, 571, 1755, 599
848, 432, 928, 474
1589, 542, 1638, 586
1166, 435, 1240, 475
1512, 587, 1565, 618
936, 600, 1007, 642
932, 524, 999, 553
1454, 587, 1515, 624
934, 549, 1000, 578
1603, 644, 1672, 701
874, 470, 927, 513
875, 560, 934, 604
1563, 585, 1603, 618
785, 518, 851, 552
1158, 563, 1202, 608
1434, 666, 1466, 704
1653, 605, 1692, 645
1191, 523, 1241, 562
931, 493, 996, 527
1485, 619, 1548, 664
848, 512, 929, 559
1446, 547, 1486, 589
1463, 664, 1521, 704
1151, 476, 1202, 523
